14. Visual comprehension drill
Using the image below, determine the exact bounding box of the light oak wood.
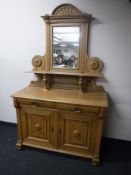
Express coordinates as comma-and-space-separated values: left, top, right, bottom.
11, 4, 108, 165
12, 86, 108, 165
12, 87, 108, 107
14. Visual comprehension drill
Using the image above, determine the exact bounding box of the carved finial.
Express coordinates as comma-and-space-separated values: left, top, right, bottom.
42, 15, 50, 24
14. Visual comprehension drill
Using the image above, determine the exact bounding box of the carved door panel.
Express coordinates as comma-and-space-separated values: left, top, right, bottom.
58, 111, 98, 156
20, 106, 57, 148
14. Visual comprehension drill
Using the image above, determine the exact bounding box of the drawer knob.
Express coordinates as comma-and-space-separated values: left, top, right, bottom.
74, 107, 81, 113
73, 130, 80, 137
34, 123, 41, 130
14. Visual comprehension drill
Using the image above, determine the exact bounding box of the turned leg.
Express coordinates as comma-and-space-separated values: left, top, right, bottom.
16, 142, 23, 150
92, 157, 100, 166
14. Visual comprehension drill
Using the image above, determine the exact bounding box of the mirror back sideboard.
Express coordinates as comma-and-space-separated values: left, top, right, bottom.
11, 4, 108, 165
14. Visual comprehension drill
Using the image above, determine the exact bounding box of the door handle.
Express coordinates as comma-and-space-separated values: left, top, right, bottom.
31, 101, 39, 107
51, 127, 54, 132
59, 129, 62, 134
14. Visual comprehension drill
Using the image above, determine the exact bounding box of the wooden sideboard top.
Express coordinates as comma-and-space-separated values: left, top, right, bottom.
11, 86, 108, 108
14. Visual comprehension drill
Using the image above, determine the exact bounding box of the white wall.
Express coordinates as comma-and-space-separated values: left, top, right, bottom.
0, 0, 131, 140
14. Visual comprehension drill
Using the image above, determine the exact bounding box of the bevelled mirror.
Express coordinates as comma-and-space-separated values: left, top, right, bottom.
52, 26, 80, 69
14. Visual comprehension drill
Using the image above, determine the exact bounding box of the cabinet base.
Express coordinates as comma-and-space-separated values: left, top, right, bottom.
16, 141, 101, 166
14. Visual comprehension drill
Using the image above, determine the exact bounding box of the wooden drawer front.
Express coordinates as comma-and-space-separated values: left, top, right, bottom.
18, 98, 56, 109
17, 98, 99, 114
57, 103, 99, 114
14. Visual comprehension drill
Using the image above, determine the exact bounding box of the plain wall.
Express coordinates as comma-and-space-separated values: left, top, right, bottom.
0, 0, 131, 140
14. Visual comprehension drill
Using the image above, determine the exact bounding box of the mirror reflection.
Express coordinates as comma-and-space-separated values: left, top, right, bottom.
52, 26, 80, 69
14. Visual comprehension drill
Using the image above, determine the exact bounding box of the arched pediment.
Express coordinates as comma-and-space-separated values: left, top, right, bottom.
52, 4, 82, 16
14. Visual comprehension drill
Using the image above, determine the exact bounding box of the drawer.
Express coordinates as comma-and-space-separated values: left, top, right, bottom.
17, 98, 99, 114
57, 103, 99, 114
17, 98, 56, 109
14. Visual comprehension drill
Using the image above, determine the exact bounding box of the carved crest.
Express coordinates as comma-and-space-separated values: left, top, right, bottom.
52, 4, 82, 16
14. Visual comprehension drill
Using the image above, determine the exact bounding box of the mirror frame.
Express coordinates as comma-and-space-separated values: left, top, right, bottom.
41, 4, 93, 73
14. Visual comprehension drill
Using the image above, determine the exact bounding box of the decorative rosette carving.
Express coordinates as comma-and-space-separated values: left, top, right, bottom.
32, 55, 44, 69
87, 57, 103, 73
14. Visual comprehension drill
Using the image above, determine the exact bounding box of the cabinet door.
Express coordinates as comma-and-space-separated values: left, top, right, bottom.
20, 106, 57, 149
57, 111, 97, 157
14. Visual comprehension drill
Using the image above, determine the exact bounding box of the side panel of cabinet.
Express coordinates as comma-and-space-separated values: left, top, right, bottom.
20, 106, 57, 149
57, 111, 98, 158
